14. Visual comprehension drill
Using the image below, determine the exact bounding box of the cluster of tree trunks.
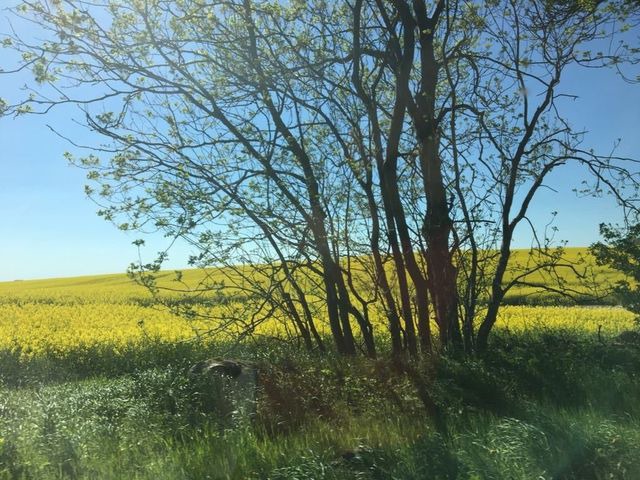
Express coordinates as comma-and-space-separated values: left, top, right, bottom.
3, 0, 638, 356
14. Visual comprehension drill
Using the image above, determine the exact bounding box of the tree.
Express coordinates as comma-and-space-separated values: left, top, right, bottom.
2, 0, 638, 355
441, 1, 640, 351
591, 222, 640, 322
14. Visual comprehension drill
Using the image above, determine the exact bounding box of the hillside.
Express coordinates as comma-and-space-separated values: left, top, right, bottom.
0, 247, 623, 306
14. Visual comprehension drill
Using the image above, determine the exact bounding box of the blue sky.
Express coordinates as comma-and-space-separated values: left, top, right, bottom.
0, 9, 639, 281
0, 108, 191, 281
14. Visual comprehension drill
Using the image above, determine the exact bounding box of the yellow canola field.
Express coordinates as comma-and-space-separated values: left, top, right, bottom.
494, 305, 635, 333
0, 301, 634, 360
0, 303, 192, 358
0, 253, 634, 360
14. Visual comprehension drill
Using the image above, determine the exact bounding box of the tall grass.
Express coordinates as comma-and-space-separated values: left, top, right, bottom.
2, 331, 640, 479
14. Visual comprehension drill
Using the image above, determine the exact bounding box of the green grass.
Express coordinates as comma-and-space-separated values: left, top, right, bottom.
2, 331, 640, 479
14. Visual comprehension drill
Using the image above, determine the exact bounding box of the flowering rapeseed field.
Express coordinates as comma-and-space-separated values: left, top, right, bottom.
0, 258, 634, 361
495, 305, 634, 333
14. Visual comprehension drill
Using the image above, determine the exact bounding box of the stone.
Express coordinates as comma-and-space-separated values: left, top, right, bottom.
188, 358, 258, 423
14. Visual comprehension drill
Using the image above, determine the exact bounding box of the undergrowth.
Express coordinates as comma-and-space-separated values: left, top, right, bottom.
1, 330, 639, 479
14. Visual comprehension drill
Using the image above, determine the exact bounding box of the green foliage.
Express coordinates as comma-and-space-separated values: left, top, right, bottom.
591, 223, 640, 320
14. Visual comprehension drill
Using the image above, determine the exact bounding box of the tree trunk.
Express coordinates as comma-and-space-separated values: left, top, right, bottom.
408, 0, 462, 349
423, 217, 461, 348
282, 290, 314, 351
476, 235, 512, 353
243, 0, 356, 355
364, 185, 403, 355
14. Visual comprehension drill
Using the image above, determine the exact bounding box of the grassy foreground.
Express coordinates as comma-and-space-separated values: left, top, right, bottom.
1, 329, 640, 479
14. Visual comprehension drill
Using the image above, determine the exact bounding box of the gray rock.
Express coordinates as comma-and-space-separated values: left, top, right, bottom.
188, 359, 258, 423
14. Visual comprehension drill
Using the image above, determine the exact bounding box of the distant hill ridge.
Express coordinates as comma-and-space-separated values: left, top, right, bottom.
0, 247, 623, 307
